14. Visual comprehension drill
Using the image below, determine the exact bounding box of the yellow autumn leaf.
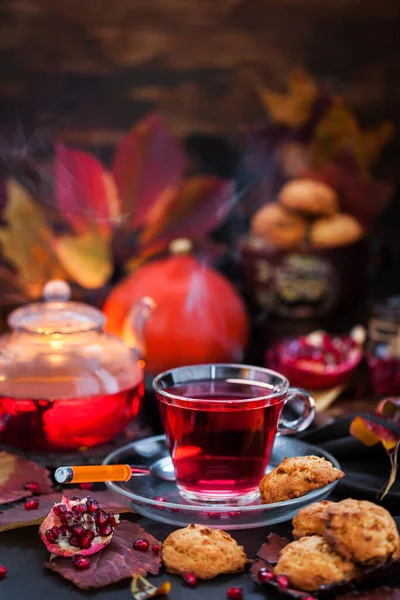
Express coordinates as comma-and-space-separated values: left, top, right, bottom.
0, 180, 66, 298
256, 69, 317, 128
53, 231, 112, 289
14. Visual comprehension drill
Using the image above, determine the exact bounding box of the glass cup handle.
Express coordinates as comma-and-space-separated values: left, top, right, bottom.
278, 387, 315, 435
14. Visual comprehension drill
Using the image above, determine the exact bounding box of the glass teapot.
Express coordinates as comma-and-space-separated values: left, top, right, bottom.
0, 280, 154, 452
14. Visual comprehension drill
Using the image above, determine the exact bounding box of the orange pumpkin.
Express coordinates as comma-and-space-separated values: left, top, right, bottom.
103, 242, 249, 374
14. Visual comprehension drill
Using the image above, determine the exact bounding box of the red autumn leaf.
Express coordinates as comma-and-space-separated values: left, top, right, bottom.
139, 176, 235, 249
55, 143, 119, 236
112, 113, 186, 230
257, 532, 290, 564
0, 452, 53, 504
45, 521, 161, 589
0, 488, 135, 532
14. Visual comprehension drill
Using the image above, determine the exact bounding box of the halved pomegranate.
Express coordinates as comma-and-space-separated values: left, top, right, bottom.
39, 496, 119, 557
266, 328, 365, 390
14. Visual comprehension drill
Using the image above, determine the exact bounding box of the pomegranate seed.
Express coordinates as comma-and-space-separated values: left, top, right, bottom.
170, 507, 180, 512
227, 587, 243, 600
107, 512, 117, 527
23, 481, 40, 493
72, 556, 91, 570
276, 575, 289, 588
53, 504, 67, 517
153, 496, 166, 502
71, 496, 81, 501
207, 512, 221, 518
0, 565, 7, 579
71, 525, 86, 538
86, 531, 95, 541
74, 504, 87, 514
24, 499, 39, 511
79, 482, 94, 490
71, 509, 83, 521
80, 536, 92, 549
182, 572, 197, 588
86, 499, 99, 514
69, 537, 81, 548
45, 529, 57, 544
61, 511, 74, 527
97, 511, 108, 527
152, 543, 160, 555
228, 511, 242, 518
258, 568, 275, 583
133, 538, 149, 552
100, 524, 112, 537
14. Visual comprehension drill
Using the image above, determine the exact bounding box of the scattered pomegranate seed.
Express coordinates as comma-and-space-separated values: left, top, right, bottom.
23, 481, 40, 493
153, 496, 166, 502
227, 586, 243, 599
170, 507, 180, 513
152, 543, 160, 555
79, 482, 94, 490
258, 568, 275, 583
228, 511, 242, 518
72, 556, 91, 570
24, 499, 39, 511
207, 512, 221, 518
133, 538, 149, 552
276, 575, 289, 588
182, 572, 197, 588
0, 565, 7, 580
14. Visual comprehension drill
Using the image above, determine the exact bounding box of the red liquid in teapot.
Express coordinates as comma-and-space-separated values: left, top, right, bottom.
0, 383, 142, 452
156, 381, 284, 501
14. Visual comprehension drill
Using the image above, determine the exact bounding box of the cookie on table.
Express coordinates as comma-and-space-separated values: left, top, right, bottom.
279, 179, 339, 217
292, 500, 334, 538
259, 455, 344, 504
274, 535, 359, 591
162, 523, 248, 580
251, 203, 307, 250
310, 213, 364, 248
324, 499, 400, 566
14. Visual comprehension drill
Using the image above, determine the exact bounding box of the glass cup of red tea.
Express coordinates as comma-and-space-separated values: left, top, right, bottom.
153, 363, 315, 505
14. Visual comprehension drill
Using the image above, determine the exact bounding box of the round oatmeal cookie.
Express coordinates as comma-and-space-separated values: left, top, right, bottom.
279, 179, 339, 216
259, 455, 344, 504
250, 203, 307, 250
274, 535, 359, 591
310, 213, 364, 248
161, 524, 248, 580
292, 500, 335, 538
324, 499, 400, 566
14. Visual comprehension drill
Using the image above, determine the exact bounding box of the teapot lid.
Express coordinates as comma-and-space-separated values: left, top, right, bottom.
8, 280, 105, 334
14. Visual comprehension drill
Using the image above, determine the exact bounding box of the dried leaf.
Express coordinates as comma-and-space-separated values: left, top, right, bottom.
46, 521, 161, 589
0, 180, 66, 298
336, 587, 400, 599
55, 143, 120, 236
256, 69, 318, 128
139, 176, 234, 248
53, 231, 112, 289
0, 451, 53, 504
0, 488, 135, 532
131, 575, 171, 600
112, 113, 186, 230
257, 532, 290, 564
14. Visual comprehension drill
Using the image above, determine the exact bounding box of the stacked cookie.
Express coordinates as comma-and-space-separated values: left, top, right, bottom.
274, 499, 400, 592
251, 178, 364, 251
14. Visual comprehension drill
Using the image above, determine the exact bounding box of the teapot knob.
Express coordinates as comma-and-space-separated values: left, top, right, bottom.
43, 280, 71, 302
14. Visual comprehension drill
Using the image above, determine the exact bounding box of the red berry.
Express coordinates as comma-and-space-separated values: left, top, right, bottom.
79, 482, 94, 491
152, 543, 160, 555
133, 538, 149, 552
72, 556, 91, 570
24, 499, 39, 511
53, 503, 67, 517
276, 575, 289, 588
258, 568, 275, 583
23, 481, 40, 493
0, 565, 7, 579
182, 572, 197, 588
227, 586, 243, 599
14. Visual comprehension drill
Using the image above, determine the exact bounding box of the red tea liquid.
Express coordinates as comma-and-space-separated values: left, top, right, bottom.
156, 380, 284, 502
0, 383, 142, 452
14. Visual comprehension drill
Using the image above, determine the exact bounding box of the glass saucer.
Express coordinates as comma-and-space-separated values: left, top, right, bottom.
104, 435, 341, 530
